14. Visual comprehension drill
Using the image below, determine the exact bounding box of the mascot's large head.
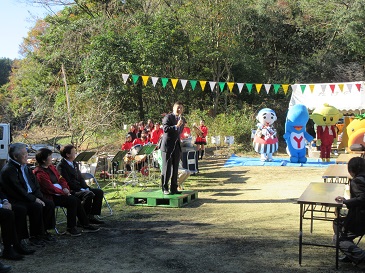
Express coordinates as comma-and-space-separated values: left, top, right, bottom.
256, 108, 277, 127
285, 104, 309, 133
310, 103, 342, 126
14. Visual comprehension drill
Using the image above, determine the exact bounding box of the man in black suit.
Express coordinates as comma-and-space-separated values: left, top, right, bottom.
56, 145, 104, 225
159, 101, 185, 195
0, 191, 35, 261
0, 143, 56, 247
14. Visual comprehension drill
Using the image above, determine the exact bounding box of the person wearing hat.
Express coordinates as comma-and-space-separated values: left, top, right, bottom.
122, 133, 134, 151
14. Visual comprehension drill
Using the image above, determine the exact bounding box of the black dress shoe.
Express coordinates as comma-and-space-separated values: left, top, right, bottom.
88, 215, 105, 225
14, 242, 35, 255
2, 246, 24, 260
0, 262, 11, 273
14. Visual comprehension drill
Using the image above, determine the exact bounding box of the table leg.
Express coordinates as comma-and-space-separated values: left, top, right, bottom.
299, 204, 303, 265
335, 207, 340, 269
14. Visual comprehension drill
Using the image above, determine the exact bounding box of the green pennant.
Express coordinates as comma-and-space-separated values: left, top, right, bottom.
300, 85, 306, 94
273, 84, 281, 94
219, 82, 225, 92
132, 74, 139, 84
190, 80, 197, 91
161, 78, 169, 88
246, 83, 253, 94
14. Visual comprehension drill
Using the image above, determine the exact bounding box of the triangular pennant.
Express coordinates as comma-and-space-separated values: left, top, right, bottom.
356, 83, 361, 91
227, 82, 235, 92
151, 77, 159, 87
200, 80, 207, 91
282, 84, 289, 95
122, 73, 129, 84
346, 83, 353, 92
264, 84, 271, 94
291, 84, 297, 93
309, 84, 315, 93
180, 79, 187, 90
300, 85, 306, 94
329, 84, 336, 93
338, 84, 344, 92
132, 74, 139, 84
209, 81, 216, 92
219, 82, 226, 92
142, 75, 149, 86
273, 84, 280, 94
190, 80, 197, 91
171, 79, 178, 89
320, 84, 326, 93
255, 84, 262, 94
246, 83, 253, 94
161, 78, 169, 88
237, 83, 244, 93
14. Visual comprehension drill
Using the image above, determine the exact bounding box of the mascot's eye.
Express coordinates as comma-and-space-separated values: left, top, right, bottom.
323, 117, 326, 121
330, 117, 333, 121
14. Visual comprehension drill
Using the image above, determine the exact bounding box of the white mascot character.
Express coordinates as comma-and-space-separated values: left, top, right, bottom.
253, 108, 279, 161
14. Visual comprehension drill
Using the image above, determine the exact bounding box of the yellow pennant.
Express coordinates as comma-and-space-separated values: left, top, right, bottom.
282, 84, 289, 95
338, 84, 344, 92
255, 84, 262, 93
171, 79, 178, 89
227, 82, 235, 92
200, 80, 207, 91
309, 84, 315, 93
142, 75, 149, 86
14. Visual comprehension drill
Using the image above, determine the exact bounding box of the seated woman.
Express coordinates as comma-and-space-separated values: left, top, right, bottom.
56, 145, 105, 225
334, 156, 365, 264
34, 148, 99, 236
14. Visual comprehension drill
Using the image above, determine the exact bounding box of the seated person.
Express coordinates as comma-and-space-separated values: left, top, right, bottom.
132, 130, 149, 146
150, 122, 163, 144
0, 143, 56, 247
180, 122, 191, 140
34, 148, 99, 236
56, 145, 104, 225
0, 190, 35, 261
334, 156, 365, 264
121, 133, 134, 151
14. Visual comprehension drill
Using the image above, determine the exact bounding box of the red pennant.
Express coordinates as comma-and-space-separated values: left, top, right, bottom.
329, 84, 336, 93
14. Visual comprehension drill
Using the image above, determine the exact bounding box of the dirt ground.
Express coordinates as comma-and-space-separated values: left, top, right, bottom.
5, 153, 365, 273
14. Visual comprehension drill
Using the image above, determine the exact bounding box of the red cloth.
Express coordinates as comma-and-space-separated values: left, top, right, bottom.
181, 127, 191, 140
195, 125, 208, 143
133, 138, 148, 146
33, 165, 70, 200
121, 141, 133, 151
150, 128, 163, 144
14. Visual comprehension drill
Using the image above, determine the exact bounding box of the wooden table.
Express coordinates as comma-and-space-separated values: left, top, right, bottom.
335, 153, 362, 164
297, 182, 345, 269
322, 164, 350, 184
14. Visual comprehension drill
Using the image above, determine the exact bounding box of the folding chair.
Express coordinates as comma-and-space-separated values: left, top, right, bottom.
54, 206, 67, 235
81, 172, 113, 218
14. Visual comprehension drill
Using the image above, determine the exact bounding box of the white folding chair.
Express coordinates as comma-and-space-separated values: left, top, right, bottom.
81, 172, 113, 218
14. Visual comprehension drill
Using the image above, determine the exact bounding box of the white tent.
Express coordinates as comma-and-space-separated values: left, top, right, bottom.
288, 81, 365, 112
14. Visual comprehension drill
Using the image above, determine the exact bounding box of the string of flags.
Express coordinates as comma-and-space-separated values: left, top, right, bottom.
122, 73, 363, 95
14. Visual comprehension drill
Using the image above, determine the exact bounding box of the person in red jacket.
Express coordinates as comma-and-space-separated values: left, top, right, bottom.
150, 122, 163, 144
121, 133, 134, 151
194, 119, 208, 160
34, 148, 99, 236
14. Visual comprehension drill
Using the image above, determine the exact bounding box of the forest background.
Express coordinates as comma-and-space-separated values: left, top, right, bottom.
0, 0, 365, 151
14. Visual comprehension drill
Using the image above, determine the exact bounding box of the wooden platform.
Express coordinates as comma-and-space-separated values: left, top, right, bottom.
126, 189, 198, 208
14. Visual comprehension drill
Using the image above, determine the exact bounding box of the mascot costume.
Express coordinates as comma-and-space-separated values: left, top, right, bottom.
283, 104, 314, 163
253, 108, 279, 161
345, 114, 365, 150
310, 103, 342, 162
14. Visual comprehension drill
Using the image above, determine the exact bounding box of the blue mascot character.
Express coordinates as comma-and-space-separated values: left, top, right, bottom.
253, 108, 279, 161
283, 104, 314, 163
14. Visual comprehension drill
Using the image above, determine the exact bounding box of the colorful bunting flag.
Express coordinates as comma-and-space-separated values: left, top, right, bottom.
142, 75, 149, 86
237, 83, 244, 93
219, 82, 226, 93
227, 82, 235, 92
171, 79, 178, 89
161, 78, 169, 88
151, 77, 158, 87
200, 81, 207, 91
180, 79, 187, 90
122, 73, 129, 84
190, 80, 197, 91
255, 84, 262, 94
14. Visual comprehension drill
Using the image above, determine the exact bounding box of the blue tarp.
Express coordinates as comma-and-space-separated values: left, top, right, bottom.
224, 154, 336, 168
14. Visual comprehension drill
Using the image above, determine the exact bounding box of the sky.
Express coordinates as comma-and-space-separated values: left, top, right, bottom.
0, 0, 63, 59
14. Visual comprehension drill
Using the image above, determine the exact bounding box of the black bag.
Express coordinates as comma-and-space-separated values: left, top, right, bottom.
350, 144, 365, 151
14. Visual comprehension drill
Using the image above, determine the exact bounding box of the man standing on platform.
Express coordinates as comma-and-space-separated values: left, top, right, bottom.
159, 102, 185, 195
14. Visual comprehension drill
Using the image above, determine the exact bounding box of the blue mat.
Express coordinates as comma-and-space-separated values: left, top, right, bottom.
224, 154, 336, 168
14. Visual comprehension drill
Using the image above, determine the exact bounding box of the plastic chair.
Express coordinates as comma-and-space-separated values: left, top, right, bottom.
81, 172, 113, 218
